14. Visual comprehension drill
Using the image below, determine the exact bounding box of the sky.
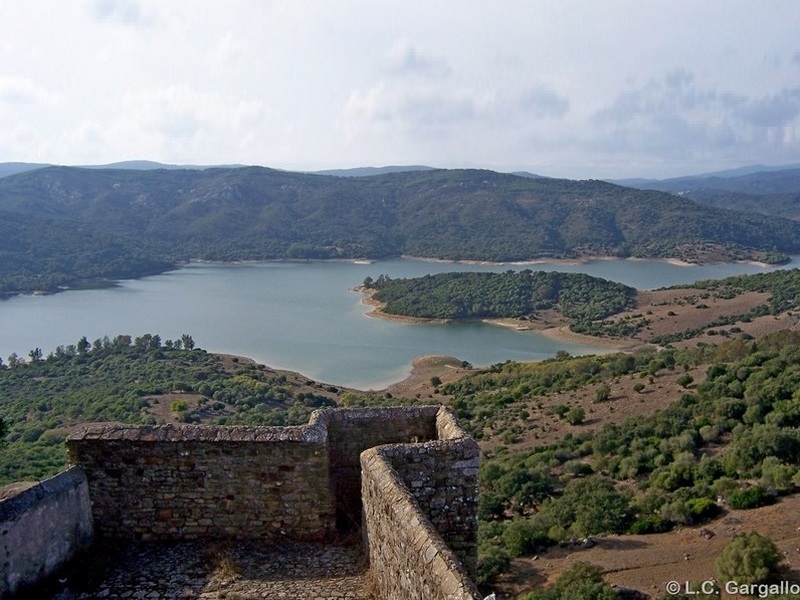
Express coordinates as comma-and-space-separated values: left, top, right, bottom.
1, 1, 799, 180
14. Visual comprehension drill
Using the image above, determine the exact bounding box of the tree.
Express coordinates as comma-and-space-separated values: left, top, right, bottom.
0, 416, 8, 446
519, 562, 617, 600
181, 334, 195, 350
77, 336, 90, 354
715, 532, 784, 585
28, 347, 43, 363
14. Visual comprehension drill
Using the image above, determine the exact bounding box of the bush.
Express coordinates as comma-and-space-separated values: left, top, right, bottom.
565, 406, 586, 425
476, 540, 510, 585
628, 515, 672, 535
501, 518, 552, 557
594, 384, 611, 403
519, 562, 617, 600
728, 486, 773, 509
686, 497, 720, 522
715, 532, 784, 585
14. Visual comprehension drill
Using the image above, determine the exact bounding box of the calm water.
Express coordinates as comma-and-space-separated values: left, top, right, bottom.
1, 257, 797, 389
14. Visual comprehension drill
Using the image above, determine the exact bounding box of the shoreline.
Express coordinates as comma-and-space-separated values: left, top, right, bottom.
358, 287, 640, 352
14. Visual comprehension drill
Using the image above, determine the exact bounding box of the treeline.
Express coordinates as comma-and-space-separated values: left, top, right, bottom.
2, 166, 800, 293
0, 334, 339, 484
363, 270, 636, 322
450, 330, 800, 583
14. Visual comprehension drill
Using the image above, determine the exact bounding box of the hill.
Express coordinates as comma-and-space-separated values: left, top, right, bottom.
2, 166, 800, 294
622, 166, 800, 220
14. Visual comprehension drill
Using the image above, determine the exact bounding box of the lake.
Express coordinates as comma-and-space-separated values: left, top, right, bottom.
1, 257, 797, 389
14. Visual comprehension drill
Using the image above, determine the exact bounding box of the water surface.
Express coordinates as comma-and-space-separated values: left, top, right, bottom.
1, 257, 796, 388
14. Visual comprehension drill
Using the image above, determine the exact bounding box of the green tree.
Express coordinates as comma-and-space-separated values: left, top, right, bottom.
181, 334, 196, 350
715, 532, 784, 585
77, 336, 90, 354
520, 562, 617, 600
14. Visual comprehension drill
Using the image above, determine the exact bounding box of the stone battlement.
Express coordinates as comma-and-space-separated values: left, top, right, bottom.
2, 406, 482, 599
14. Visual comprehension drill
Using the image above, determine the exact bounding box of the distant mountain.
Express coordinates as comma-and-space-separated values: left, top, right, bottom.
1, 166, 799, 294
0, 160, 248, 179
619, 167, 800, 220
611, 163, 800, 187
310, 165, 436, 177
0, 162, 51, 178
79, 160, 247, 171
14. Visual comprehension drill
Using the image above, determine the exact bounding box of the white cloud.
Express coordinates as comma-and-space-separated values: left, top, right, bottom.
0, 76, 61, 108
384, 39, 452, 79
91, 0, 153, 27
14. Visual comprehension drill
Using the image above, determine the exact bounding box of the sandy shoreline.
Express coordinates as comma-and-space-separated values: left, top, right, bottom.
359, 287, 639, 353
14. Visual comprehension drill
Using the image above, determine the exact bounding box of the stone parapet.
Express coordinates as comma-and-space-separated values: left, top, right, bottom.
0, 466, 93, 597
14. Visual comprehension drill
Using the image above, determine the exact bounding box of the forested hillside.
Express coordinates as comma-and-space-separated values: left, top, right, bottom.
363, 270, 635, 321
2, 166, 799, 294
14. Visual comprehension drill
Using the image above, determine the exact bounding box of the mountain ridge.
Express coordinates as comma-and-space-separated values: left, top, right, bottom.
1, 165, 799, 294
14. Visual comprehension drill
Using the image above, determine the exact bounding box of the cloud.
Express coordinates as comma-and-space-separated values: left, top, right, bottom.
211, 32, 245, 72
91, 0, 152, 27
343, 81, 493, 136
520, 87, 570, 119
0, 76, 60, 108
736, 87, 800, 127
589, 68, 800, 165
384, 39, 451, 79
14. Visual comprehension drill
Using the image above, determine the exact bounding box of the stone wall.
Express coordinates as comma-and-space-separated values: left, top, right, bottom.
67, 419, 335, 541
324, 406, 440, 531
361, 407, 481, 600
0, 467, 93, 597
64, 405, 481, 598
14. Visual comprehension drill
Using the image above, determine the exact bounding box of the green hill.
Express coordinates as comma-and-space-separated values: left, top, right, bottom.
2, 166, 800, 294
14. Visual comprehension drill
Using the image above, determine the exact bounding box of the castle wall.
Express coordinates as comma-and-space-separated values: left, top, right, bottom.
361, 447, 481, 600
360, 407, 481, 600
62, 405, 481, 598
324, 406, 440, 531
0, 467, 93, 597
67, 419, 335, 541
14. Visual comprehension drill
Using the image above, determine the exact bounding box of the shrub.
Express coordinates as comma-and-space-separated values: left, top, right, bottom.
501, 518, 552, 557
594, 384, 611, 403
476, 540, 510, 585
686, 497, 720, 522
715, 532, 784, 585
565, 406, 586, 425
628, 515, 672, 535
728, 486, 773, 510
519, 562, 617, 600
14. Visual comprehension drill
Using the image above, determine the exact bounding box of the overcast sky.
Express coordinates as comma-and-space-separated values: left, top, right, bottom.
1, 1, 799, 179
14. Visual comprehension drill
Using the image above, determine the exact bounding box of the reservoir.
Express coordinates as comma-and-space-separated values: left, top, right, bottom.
0, 257, 797, 389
